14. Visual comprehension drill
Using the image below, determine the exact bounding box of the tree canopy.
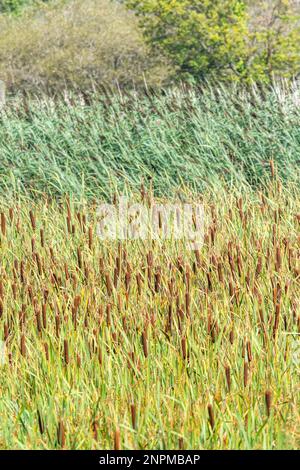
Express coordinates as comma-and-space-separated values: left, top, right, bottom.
126, 0, 300, 83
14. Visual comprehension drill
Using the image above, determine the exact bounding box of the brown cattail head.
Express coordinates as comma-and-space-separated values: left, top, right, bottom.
1, 212, 6, 236
181, 336, 187, 360
114, 427, 121, 450
20, 334, 26, 357
57, 420, 65, 448
44, 342, 49, 361
265, 390, 272, 417
104, 272, 113, 296
208, 404, 215, 430
142, 329, 148, 358
130, 403, 137, 430
37, 409, 45, 435
64, 339, 69, 365
225, 365, 231, 392
29, 210, 36, 230
77, 247, 82, 270
9, 207, 14, 222
246, 341, 252, 362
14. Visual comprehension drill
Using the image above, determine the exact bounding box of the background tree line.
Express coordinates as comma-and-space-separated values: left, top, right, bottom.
0, 0, 299, 93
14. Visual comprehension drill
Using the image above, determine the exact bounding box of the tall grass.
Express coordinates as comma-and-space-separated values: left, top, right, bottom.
0, 179, 299, 449
1, 83, 300, 199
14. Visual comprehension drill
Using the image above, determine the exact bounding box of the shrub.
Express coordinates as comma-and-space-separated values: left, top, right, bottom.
0, 0, 169, 92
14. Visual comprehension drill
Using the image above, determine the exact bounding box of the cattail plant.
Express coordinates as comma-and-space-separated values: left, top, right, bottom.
130, 403, 137, 430
265, 390, 272, 417
1, 212, 6, 236
37, 409, 45, 435
142, 329, 148, 358
29, 210, 36, 231
63, 340, 69, 365
57, 420, 66, 448
207, 404, 215, 430
114, 427, 121, 450
225, 364, 231, 392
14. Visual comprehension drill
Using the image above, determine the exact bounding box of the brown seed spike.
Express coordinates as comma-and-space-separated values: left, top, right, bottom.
104, 273, 113, 296
37, 409, 45, 435
225, 365, 231, 392
20, 334, 26, 357
42, 303, 47, 329
9, 207, 14, 222
55, 315, 60, 338
142, 330, 148, 358
57, 421, 65, 448
114, 427, 121, 450
181, 337, 187, 360
265, 390, 272, 417
29, 210, 36, 230
63, 339, 69, 365
1, 212, 6, 236
77, 247, 82, 270
130, 403, 137, 430
246, 341, 252, 362
44, 342, 49, 361
208, 404, 215, 430
40, 228, 45, 248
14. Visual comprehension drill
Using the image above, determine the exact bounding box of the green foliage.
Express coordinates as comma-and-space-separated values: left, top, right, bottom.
0, 0, 50, 14
0, 85, 300, 199
0, 0, 167, 92
0, 0, 31, 14
245, 0, 300, 83
126, 0, 249, 82
126, 0, 300, 83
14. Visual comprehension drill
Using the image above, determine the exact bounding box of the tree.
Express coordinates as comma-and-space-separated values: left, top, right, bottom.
125, 0, 250, 82
245, 0, 300, 82
126, 0, 300, 83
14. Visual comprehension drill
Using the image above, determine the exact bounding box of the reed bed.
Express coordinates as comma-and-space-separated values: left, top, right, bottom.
0, 178, 299, 449
1, 84, 300, 199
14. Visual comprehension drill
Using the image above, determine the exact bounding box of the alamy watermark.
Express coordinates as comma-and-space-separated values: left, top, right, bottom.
96, 196, 205, 250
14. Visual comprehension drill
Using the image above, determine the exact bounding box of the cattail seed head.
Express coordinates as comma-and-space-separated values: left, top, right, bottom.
29, 210, 36, 231
142, 329, 148, 358
57, 420, 65, 448
37, 409, 45, 435
1, 212, 6, 236
63, 339, 69, 365
114, 427, 121, 450
225, 365, 231, 392
265, 390, 272, 417
20, 334, 26, 357
130, 403, 137, 430
181, 336, 187, 360
208, 404, 215, 430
